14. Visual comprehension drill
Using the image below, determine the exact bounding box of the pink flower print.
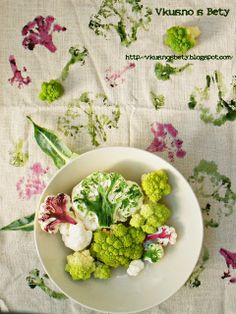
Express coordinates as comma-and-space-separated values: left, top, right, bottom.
219, 248, 236, 284
105, 63, 135, 87
22, 16, 66, 52
16, 162, 49, 200
31, 162, 47, 175
8, 55, 31, 88
147, 122, 186, 162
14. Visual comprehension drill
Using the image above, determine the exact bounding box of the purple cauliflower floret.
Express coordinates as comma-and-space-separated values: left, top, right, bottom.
38, 193, 77, 234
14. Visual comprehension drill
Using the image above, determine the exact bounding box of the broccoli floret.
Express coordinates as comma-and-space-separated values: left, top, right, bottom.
65, 250, 95, 280
141, 225, 156, 234
141, 170, 171, 202
94, 263, 111, 279
39, 79, 64, 103
91, 224, 145, 268
130, 202, 171, 234
144, 243, 164, 263
165, 26, 200, 55
140, 203, 154, 218
129, 227, 146, 244
129, 214, 145, 228
93, 229, 107, 243
111, 223, 128, 237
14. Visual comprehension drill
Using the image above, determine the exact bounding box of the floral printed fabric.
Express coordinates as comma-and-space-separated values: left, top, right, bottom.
0, 0, 236, 314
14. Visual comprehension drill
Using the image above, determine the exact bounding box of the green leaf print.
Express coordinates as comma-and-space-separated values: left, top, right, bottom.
26, 269, 67, 299
185, 246, 209, 288
89, 0, 152, 47
154, 62, 192, 81
57, 92, 121, 146
9, 139, 29, 167
188, 160, 236, 228
188, 72, 236, 126
60, 46, 88, 81
150, 90, 165, 110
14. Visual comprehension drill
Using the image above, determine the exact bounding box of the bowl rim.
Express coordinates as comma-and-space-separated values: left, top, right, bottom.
34, 146, 204, 313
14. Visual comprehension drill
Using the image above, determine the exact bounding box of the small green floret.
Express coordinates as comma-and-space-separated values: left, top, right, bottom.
91, 224, 145, 268
129, 213, 145, 228
141, 170, 171, 202
144, 243, 164, 263
65, 250, 95, 280
94, 263, 111, 279
130, 202, 171, 234
39, 79, 64, 103
165, 26, 200, 54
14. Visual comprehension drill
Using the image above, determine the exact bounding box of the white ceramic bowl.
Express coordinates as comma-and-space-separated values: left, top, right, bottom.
35, 147, 203, 313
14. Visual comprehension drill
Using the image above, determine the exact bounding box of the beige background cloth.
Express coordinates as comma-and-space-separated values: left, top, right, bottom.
0, 0, 235, 313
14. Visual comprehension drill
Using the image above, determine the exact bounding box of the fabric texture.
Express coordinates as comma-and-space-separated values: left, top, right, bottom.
0, 0, 235, 313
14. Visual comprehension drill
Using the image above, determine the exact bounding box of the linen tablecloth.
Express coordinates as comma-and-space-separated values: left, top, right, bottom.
0, 0, 236, 313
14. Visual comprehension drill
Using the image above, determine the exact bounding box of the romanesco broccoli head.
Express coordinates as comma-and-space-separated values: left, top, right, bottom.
111, 223, 128, 237
39, 79, 64, 103
141, 170, 171, 202
94, 263, 111, 279
165, 26, 200, 55
90, 224, 145, 268
65, 250, 95, 280
130, 202, 171, 234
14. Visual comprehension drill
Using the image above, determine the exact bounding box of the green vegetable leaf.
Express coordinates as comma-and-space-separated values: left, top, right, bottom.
26, 269, 67, 300
0, 213, 35, 231
27, 116, 78, 169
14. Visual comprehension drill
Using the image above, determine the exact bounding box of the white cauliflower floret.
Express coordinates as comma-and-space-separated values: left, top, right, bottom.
127, 260, 144, 276
83, 212, 99, 231
59, 221, 92, 251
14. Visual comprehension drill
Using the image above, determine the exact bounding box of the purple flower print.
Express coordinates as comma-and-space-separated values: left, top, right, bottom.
219, 248, 236, 284
8, 55, 31, 88
22, 16, 66, 52
147, 122, 186, 162
16, 162, 49, 200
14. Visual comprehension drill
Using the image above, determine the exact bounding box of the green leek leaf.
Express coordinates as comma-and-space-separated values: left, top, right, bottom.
27, 116, 78, 169
0, 213, 35, 231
